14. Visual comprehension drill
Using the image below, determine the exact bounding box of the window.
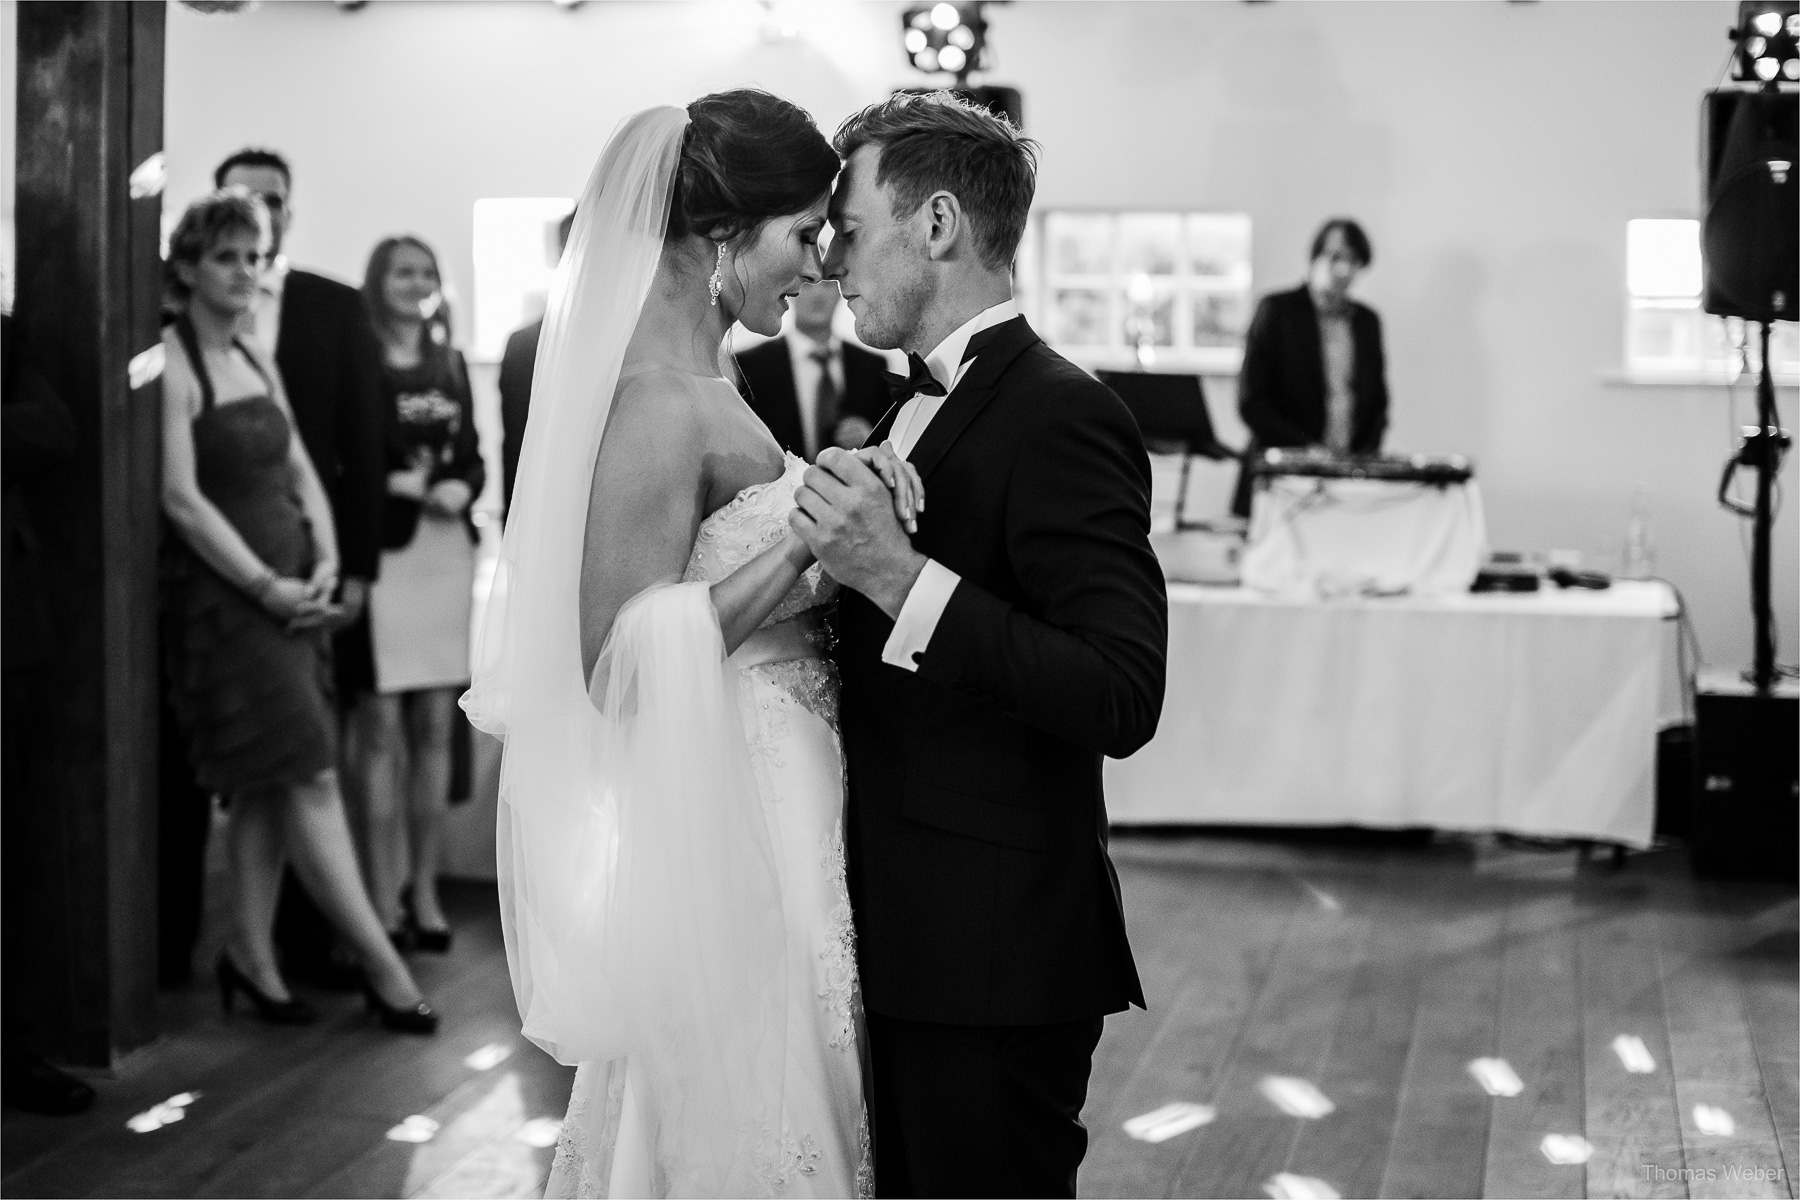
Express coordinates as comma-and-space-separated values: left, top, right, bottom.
472, 197, 575, 361
1017, 211, 1252, 371
1625, 217, 1798, 380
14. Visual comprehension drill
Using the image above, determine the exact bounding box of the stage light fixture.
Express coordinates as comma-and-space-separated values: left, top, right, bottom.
1729, 2, 1800, 84
900, 2, 990, 82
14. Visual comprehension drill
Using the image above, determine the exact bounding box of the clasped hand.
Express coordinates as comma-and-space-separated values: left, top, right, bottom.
790, 443, 928, 619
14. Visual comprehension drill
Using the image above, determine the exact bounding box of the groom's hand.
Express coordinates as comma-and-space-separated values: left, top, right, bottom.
791, 448, 927, 620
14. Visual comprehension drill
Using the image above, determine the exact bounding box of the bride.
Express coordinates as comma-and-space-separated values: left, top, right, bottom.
463, 92, 918, 1198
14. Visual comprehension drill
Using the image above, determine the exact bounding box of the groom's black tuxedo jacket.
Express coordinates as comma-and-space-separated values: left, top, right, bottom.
837, 315, 1166, 1026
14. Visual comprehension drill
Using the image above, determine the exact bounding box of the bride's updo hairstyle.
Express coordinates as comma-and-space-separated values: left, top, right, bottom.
668, 89, 839, 247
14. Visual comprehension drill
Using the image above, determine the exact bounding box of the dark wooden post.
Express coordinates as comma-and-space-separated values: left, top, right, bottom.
12, 0, 165, 1067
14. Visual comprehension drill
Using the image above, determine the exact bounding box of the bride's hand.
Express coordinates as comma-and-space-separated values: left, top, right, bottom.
849, 441, 925, 534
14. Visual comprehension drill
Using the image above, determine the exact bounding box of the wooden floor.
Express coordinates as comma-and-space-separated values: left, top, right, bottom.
4, 834, 1794, 1199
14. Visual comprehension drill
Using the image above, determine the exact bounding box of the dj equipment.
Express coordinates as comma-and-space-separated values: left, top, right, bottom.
1687, 674, 1798, 882
1099, 371, 1237, 532
1251, 446, 1474, 486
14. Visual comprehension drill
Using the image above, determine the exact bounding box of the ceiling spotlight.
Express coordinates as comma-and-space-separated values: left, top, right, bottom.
901, 2, 989, 80
1730, 2, 1799, 84
1787, 56, 1800, 76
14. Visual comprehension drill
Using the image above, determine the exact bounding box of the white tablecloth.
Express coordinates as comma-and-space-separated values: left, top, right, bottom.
1105, 580, 1681, 847
1242, 476, 1487, 598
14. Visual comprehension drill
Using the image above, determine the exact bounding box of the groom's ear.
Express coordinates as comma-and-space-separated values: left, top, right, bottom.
922, 191, 965, 263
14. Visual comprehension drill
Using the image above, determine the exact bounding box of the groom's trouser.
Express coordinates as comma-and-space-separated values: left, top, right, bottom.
867, 1010, 1105, 1198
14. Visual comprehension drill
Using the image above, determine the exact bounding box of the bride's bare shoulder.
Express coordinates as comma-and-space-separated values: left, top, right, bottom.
604, 367, 735, 455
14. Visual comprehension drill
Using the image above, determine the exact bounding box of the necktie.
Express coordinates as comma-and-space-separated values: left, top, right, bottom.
810, 345, 840, 458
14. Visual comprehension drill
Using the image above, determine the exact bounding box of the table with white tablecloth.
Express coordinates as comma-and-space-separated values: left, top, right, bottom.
1104, 580, 1682, 847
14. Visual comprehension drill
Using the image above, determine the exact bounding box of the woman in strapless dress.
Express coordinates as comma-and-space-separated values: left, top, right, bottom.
463, 94, 924, 1197
159, 189, 436, 1035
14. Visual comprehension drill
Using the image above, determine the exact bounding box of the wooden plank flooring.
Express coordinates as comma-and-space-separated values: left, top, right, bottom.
2, 881, 575, 1200
1077, 832, 1797, 1200
4, 834, 1794, 1199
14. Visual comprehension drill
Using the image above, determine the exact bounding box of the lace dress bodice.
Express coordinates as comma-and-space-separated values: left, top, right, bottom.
682, 453, 839, 626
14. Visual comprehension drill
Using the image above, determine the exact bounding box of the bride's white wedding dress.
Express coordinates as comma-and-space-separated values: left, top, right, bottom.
545, 452, 872, 1199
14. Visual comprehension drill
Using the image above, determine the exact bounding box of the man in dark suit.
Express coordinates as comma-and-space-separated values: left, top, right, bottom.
795, 94, 1167, 1198
499, 211, 575, 516
1231, 217, 1390, 516
734, 279, 891, 462
216, 148, 386, 985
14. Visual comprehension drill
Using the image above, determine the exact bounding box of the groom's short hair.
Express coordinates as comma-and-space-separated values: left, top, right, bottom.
834, 92, 1038, 272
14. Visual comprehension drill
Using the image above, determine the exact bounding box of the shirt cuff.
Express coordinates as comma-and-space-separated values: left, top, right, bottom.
880, 559, 961, 672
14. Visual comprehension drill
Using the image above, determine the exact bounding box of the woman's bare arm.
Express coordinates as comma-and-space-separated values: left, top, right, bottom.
264, 349, 339, 595
578, 375, 814, 682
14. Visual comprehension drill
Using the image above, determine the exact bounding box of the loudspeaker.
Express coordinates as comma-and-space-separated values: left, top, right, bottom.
1700, 88, 1799, 322
1687, 676, 1798, 882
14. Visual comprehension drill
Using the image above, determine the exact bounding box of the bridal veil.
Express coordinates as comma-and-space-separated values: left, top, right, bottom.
462, 106, 789, 1195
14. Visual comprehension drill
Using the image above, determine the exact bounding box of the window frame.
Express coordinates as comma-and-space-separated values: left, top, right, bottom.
1017, 208, 1252, 373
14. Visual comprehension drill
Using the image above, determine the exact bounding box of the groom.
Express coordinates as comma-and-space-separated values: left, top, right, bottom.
792, 94, 1168, 1198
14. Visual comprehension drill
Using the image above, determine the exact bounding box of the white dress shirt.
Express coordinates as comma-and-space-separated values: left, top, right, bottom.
881, 299, 1019, 672
784, 330, 842, 460
247, 254, 290, 358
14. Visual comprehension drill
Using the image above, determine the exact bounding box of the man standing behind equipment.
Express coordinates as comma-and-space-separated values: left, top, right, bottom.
1232, 217, 1390, 516
736, 278, 890, 462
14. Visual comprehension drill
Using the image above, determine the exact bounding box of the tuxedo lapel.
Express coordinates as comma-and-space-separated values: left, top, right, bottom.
904, 315, 1039, 480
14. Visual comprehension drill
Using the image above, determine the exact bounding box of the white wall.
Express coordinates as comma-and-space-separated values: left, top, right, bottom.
164, 0, 1797, 674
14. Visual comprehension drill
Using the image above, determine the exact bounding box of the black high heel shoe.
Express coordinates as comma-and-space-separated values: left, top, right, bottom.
363, 981, 439, 1035
407, 919, 453, 955
216, 955, 317, 1025
399, 884, 453, 954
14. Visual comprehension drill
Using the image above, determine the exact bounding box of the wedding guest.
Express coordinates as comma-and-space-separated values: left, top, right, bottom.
1232, 216, 1390, 516
354, 235, 483, 952
159, 190, 436, 1033
498, 211, 574, 516
1, 310, 95, 1114
735, 279, 890, 461
213, 148, 387, 989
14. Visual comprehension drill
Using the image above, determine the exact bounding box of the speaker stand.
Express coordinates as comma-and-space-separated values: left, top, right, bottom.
1748, 320, 1788, 693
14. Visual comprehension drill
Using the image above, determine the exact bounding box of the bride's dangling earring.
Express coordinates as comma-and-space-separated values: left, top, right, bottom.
708, 242, 725, 307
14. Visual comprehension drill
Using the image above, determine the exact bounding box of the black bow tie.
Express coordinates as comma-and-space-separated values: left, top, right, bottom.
884, 352, 945, 402
881, 322, 1011, 402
